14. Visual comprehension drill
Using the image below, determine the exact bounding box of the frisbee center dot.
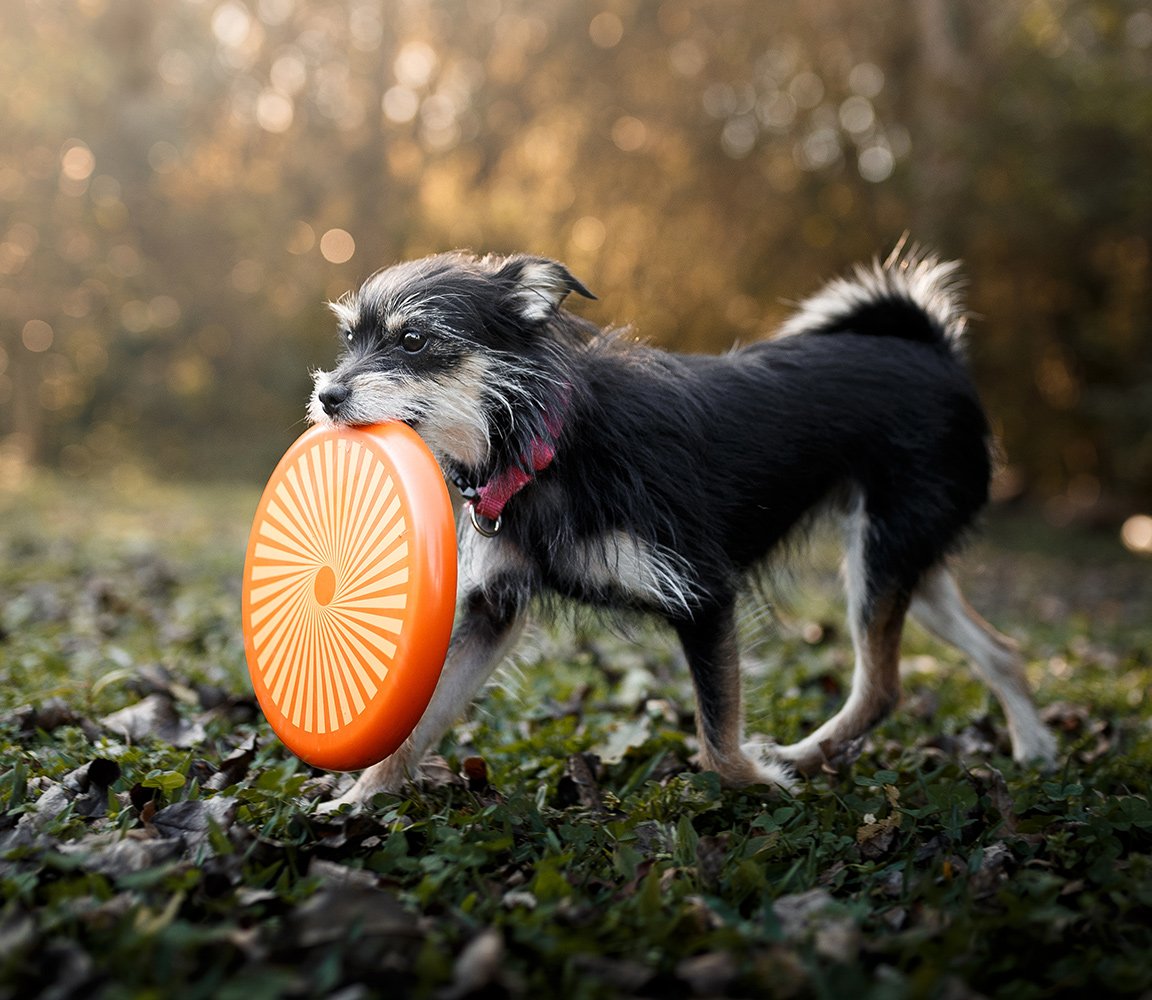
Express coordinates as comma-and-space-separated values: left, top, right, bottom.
313, 565, 336, 606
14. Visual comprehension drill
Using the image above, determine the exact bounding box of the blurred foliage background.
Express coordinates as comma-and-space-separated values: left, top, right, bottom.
1, 0, 1150, 532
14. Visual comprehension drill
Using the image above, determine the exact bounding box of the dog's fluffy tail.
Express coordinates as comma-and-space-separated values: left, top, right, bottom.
776, 244, 968, 353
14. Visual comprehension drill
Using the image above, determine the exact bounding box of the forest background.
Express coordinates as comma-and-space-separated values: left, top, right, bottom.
3, 6, 1152, 994
2, 0, 1151, 537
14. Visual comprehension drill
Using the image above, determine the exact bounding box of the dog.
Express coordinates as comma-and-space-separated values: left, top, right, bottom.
308, 247, 1057, 807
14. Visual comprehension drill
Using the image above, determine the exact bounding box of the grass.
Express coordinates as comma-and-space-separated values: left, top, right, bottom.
1, 473, 1151, 999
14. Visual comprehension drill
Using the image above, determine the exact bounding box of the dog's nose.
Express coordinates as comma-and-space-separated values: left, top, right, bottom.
318, 384, 350, 416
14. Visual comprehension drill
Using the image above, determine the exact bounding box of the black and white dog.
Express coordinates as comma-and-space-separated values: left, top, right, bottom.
309, 248, 1057, 806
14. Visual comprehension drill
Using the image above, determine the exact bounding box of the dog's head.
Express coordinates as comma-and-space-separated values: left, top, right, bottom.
308, 252, 594, 471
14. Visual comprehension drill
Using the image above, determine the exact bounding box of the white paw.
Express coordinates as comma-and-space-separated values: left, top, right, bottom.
740, 739, 800, 792
314, 794, 354, 817
313, 758, 410, 814
770, 737, 825, 775
1012, 724, 1059, 770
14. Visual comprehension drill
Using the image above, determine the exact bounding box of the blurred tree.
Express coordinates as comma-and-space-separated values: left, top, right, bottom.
0, 0, 1148, 517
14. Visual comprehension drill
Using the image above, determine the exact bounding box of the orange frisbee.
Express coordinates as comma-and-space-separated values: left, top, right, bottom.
242, 422, 457, 771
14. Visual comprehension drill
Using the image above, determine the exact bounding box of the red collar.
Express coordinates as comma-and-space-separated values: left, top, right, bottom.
455, 399, 566, 534
472, 435, 557, 523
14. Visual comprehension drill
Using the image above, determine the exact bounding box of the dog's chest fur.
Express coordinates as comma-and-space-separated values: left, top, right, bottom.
460, 516, 700, 618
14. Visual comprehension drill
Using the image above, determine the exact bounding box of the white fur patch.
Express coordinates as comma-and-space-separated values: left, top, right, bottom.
457, 524, 531, 595
512, 262, 572, 323
327, 296, 360, 330
558, 530, 701, 614
777, 248, 967, 348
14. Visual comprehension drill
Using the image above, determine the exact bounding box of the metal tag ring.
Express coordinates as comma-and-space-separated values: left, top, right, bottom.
468, 503, 502, 537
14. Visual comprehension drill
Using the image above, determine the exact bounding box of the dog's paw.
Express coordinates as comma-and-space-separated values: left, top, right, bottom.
313, 783, 395, 816
750, 756, 800, 793
1012, 722, 1060, 771
772, 734, 865, 777
313, 794, 356, 817
313, 758, 410, 815
720, 739, 798, 792
769, 739, 821, 775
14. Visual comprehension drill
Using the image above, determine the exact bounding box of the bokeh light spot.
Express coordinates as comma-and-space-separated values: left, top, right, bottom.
394, 41, 438, 88
287, 221, 315, 255
383, 86, 420, 124
320, 229, 356, 264
212, 2, 252, 48
589, 12, 624, 49
571, 216, 606, 252
611, 116, 647, 152
22, 320, 54, 353
61, 142, 95, 181
1121, 515, 1152, 555
257, 89, 295, 133
858, 144, 894, 182
848, 62, 885, 98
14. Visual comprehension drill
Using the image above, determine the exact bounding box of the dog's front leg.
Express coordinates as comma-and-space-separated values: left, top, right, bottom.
675, 605, 795, 791
317, 586, 526, 811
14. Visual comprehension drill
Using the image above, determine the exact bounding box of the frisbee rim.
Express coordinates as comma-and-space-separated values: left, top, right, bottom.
242, 421, 456, 771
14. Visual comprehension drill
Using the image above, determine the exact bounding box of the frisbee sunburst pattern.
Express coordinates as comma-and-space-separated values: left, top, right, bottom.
246, 435, 411, 736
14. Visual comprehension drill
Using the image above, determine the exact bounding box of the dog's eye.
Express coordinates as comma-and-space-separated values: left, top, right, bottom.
400, 330, 427, 354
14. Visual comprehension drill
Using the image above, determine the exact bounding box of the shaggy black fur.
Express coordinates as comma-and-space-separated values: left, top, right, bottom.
319, 251, 988, 627
309, 249, 1006, 788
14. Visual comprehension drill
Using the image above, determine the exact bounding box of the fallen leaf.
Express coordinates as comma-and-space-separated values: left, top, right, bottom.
17, 758, 121, 828
0, 914, 35, 958
420, 754, 465, 789
555, 753, 604, 811
309, 858, 379, 890
3, 696, 84, 735
773, 888, 836, 940
857, 784, 902, 859
681, 894, 724, 933
569, 955, 653, 993
1040, 701, 1092, 734
676, 951, 739, 996
598, 716, 652, 765
501, 889, 538, 911
150, 797, 238, 848
205, 736, 257, 791
749, 946, 809, 998
441, 928, 504, 999
30, 938, 95, 998
969, 841, 1015, 897
290, 886, 419, 948
57, 832, 185, 877
100, 693, 206, 748
813, 917, 861, 964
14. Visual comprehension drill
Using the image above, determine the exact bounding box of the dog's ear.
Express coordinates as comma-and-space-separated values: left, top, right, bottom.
496, 256, 596, 324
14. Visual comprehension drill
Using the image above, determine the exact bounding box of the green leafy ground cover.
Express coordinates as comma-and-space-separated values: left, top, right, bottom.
1, 476, 1151, 999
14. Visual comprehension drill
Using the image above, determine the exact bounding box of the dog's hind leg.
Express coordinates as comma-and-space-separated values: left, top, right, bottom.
775, 504, 911, 775
775, 589, 910, 775
910, 565, 1057, 767
317, 585, 526, 811
675, 605, 795, 790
